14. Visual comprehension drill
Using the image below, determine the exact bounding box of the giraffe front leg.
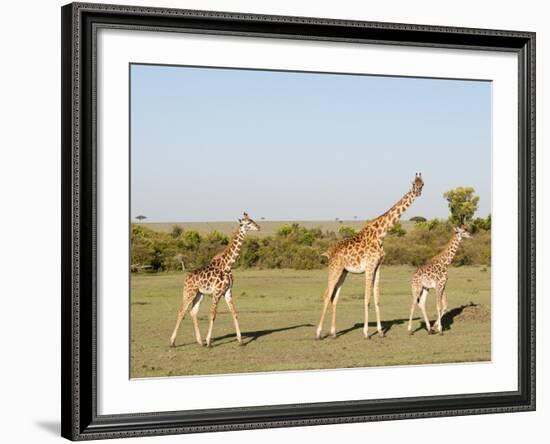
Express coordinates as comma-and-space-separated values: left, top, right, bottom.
373, 264, 384, 338
190, 293, 204, 346
205, 294, 221, 347
363, 270, 374, 339
330, 286, 342, 338
224, 289, 242, 345
441, 290, 449, 316
435, 284, 445, 335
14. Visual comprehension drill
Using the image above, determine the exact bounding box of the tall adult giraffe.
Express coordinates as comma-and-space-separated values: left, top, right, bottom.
169, 212, 260, 347
316, 173, 424, 340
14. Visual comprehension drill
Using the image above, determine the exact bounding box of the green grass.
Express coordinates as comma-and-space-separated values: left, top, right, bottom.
131, 266, 490, 378
136, 220, 415, 238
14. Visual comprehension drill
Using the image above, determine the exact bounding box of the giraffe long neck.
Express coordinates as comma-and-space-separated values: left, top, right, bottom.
436, 233, 462, 267
369, 190, 417, 238
216, 227, 246, 272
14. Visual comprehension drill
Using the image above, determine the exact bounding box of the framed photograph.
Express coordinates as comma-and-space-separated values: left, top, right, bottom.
61, 2, 535, 440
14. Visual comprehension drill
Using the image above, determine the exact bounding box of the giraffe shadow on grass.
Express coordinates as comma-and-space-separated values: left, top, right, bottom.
207, 323, 315, 347
413, 303, 478, 334
335, 317, 417, 339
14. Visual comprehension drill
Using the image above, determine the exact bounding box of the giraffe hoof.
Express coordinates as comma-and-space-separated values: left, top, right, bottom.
378, 331, 385, 338
438, 331, 444, 336
408, 330, 413, 336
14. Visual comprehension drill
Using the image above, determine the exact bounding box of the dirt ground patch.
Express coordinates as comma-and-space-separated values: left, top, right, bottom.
455, 304, 491, 322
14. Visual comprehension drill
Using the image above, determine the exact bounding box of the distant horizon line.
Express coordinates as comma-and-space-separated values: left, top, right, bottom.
135, 218, 371, 223
131, 215, 490, 224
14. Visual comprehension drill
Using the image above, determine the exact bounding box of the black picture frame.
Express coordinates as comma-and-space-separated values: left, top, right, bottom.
61, 2, 536, 440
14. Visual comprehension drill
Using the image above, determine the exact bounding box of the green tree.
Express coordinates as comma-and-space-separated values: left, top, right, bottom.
443, 187, 479, 225
409, 216, 427, 223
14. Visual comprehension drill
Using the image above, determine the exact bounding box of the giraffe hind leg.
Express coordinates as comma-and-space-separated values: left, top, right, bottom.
316, 266, 343, 340
330, 270, 348, 338
417, 288, 432, 334
435, 283, 446, 335
169, 284, 197, 347
372, 263, 384, 338
408, 283, 422, 335
205, 293, 222, 347
224, 289, 242, 345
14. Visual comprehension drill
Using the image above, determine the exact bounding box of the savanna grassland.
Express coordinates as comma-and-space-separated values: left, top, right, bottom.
131, 265, 491, 378
136, 220, 415, 238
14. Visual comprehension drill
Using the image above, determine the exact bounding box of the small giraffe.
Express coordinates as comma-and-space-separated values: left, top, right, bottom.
408, 225, 472, 335
316, 173, 424, 340
169, 212, 260, 347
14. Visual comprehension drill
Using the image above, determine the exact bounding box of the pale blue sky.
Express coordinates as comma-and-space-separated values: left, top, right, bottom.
130, 64, 491, 222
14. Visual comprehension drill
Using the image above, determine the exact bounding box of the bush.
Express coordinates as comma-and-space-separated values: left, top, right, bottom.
468, 214, 491, 233
388, 221, 406, 237
130, 219, 491, 272
383, 220, 489, 267
171, 225, 183, 238
338, 225, 357, 238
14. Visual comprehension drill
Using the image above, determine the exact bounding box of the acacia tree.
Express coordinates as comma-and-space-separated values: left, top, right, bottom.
135, 215, 147, 222
443, 187, 479, 225
409, 216, 427, 223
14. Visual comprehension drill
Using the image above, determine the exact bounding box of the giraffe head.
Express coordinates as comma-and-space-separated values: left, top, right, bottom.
239, 212, 260, 232
454, 225, 472, 240
411, 173, 424, 197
